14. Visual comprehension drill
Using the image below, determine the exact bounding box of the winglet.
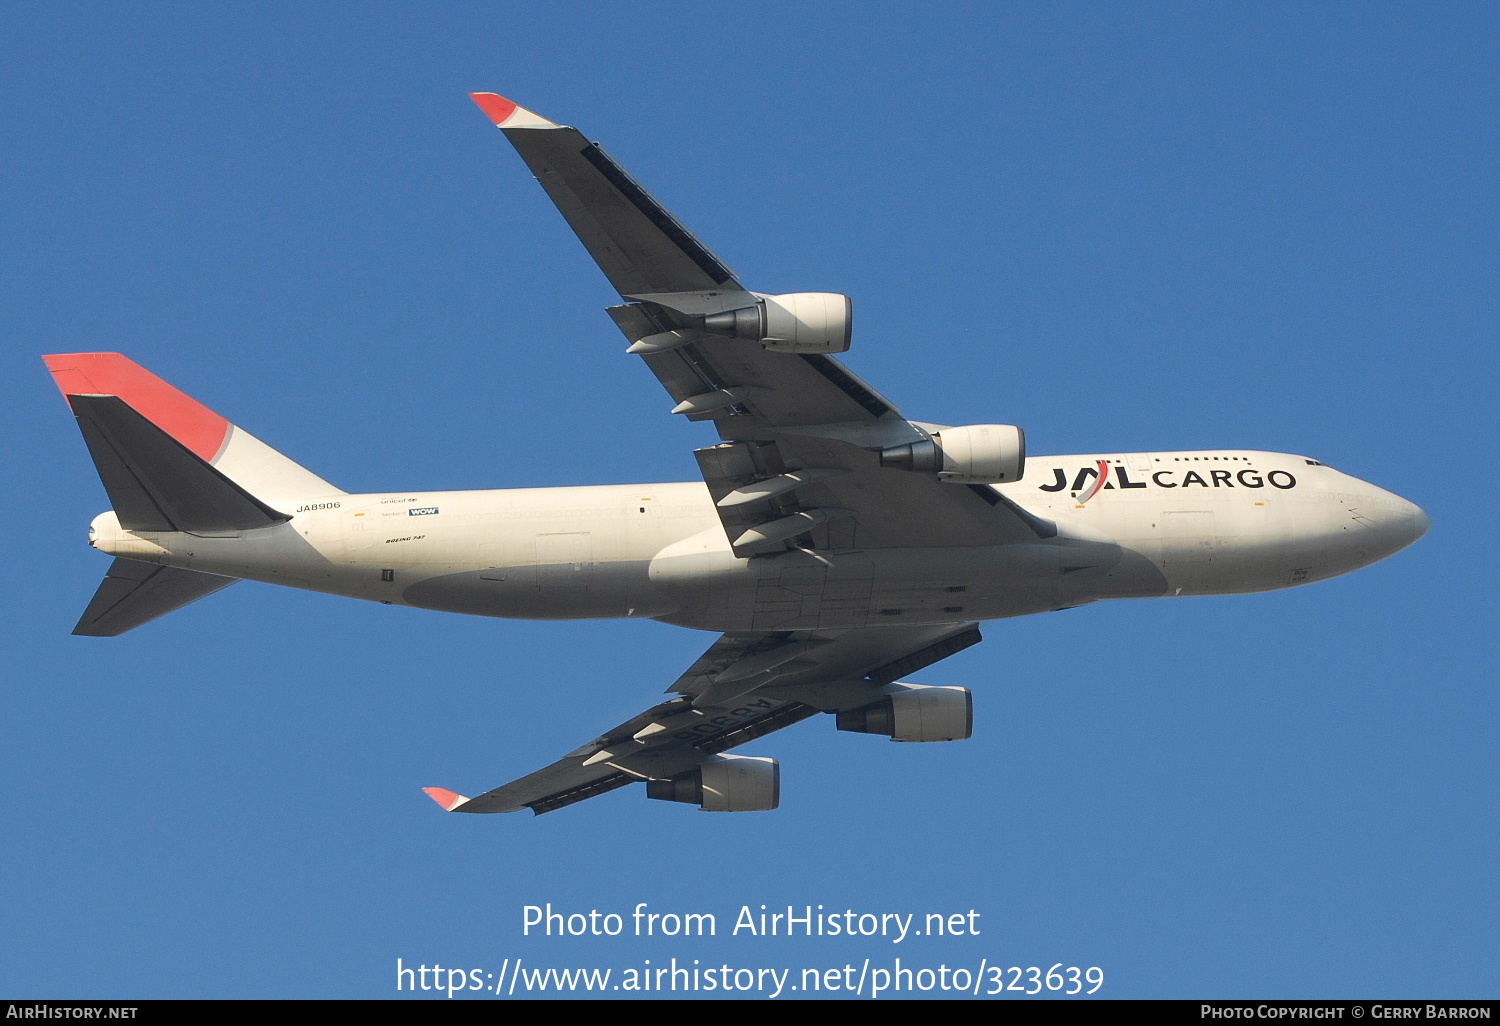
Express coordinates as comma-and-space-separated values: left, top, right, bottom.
468, 93, 558, 130
422, 787, 471, 812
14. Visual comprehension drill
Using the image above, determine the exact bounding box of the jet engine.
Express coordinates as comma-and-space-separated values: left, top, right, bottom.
879, 424, 1026, 484
646, 753, 780, 811
836, 683, 973, 742
703, 293, 852, 354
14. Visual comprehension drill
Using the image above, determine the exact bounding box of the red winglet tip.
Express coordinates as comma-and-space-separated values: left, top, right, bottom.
469, 92, 518, 126
422, 787, 467, 812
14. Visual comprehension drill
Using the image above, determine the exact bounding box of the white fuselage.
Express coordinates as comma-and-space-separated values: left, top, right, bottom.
87, 450, 1427, 633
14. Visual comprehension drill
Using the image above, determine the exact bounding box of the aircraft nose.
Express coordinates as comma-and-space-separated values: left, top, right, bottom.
1360, 488, 1429, 558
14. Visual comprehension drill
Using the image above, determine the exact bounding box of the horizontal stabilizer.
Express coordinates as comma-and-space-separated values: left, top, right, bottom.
68, 394, 289, 533
73, 558, 238, 637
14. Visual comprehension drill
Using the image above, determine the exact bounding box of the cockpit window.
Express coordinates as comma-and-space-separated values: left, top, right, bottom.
1305, 459, 1324, 466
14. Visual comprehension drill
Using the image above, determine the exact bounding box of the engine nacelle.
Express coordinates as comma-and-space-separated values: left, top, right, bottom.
645, 753, 780, 811
879, 424, 1026, 484
702, 293, 852, 354
836, 683, 973, 742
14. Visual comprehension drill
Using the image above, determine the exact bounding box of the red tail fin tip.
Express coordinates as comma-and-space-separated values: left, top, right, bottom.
42, 353, 229, 463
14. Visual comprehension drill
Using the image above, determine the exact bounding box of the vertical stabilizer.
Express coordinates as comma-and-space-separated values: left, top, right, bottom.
43, 353, 343, 506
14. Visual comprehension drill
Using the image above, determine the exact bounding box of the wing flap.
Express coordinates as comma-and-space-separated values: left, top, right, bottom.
526, 773, 634, 816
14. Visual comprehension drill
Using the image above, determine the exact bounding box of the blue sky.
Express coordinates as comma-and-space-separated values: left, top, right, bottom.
2, 2, 1495, 999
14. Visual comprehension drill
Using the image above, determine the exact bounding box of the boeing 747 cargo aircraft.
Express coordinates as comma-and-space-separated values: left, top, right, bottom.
44, 95, 1428, 815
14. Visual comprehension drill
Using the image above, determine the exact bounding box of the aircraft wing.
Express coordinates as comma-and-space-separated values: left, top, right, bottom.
426, 621, 980, 815
471, 94, 1053, 553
